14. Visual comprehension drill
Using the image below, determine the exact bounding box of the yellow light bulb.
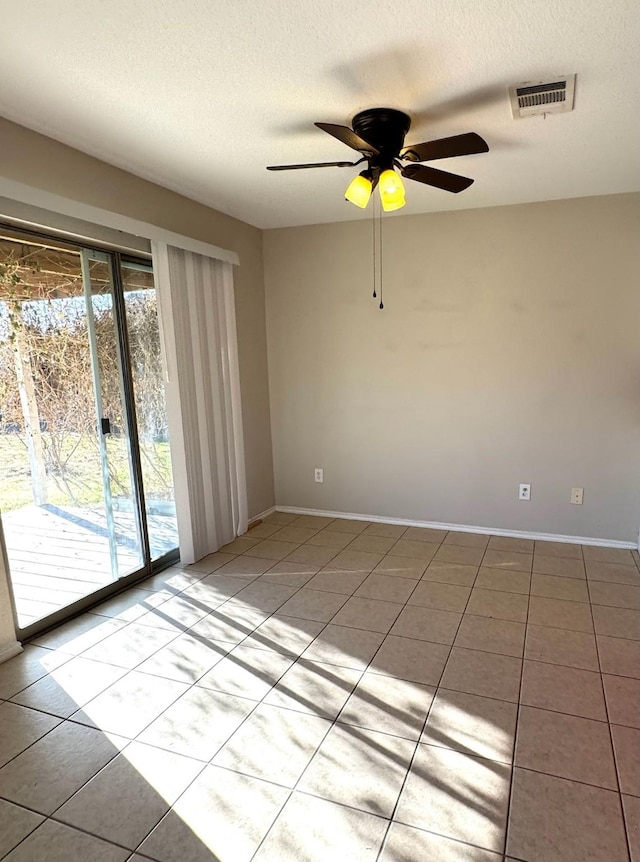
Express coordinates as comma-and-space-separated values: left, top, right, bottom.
345, 173, 373, 208
379, 169, 406, 211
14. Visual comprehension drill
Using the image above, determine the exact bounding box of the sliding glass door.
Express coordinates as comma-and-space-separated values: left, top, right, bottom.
0, 225, 178, 635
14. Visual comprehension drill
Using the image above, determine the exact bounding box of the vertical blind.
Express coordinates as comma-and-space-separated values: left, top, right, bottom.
151, 243, 247, 564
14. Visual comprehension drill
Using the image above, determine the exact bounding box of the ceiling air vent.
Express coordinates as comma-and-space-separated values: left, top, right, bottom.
509, 75, 576, 119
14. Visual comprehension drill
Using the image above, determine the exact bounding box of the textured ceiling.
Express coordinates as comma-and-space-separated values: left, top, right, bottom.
1, 0, 639, 229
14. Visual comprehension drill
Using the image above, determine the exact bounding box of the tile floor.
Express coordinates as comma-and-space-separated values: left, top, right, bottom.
0, 512, 639, 861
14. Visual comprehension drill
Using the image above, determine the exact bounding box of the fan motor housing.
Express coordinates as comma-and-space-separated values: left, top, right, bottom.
352, 108, 411, 166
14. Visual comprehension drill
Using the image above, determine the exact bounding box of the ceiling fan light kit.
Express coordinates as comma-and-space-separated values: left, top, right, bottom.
267, 106, 489, 211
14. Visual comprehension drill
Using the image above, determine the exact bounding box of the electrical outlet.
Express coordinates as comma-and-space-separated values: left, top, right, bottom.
314, 468, 324, 483
571, 487, 583, 505
519, 483, 531, 501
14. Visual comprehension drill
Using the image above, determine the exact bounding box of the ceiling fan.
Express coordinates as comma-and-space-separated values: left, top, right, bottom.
267, 108, 489, 212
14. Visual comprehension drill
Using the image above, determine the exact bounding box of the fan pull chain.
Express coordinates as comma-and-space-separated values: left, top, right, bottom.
372, 198, 377, 298
379, 204, 384, 310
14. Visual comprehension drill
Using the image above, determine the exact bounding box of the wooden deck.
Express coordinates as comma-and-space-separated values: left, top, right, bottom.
2, 504, 178, 628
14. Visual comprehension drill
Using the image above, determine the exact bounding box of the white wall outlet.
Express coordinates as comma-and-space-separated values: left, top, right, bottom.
519, 483, 531, 501
314, 468, 324, 483
571, 487, 584, 505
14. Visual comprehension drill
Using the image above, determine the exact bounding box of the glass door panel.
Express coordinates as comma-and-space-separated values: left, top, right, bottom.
120, 260, 178, 561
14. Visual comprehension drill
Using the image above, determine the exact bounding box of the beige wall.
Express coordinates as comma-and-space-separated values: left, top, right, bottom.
0, 118, 275, 647
265, 193, 640, 543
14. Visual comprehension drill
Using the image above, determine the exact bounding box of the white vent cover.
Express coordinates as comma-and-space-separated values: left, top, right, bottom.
509, 75, 576, 119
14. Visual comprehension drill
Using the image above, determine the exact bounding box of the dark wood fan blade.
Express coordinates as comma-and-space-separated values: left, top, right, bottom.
401, 164, 474, 193
315, 122, 380, 156
267, 161, 357, 171
400, 132, 489, 163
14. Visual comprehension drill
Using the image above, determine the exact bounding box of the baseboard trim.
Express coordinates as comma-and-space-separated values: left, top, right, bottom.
249, 505, 277, 526
0, 641, 23, 665
275, 506, 636, 549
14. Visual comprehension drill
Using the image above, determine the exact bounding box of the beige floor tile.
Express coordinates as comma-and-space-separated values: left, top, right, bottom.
603, 674, 640, 728
183, 551, 237, 573
482, 549, 532, 573
390, 539, 440, 562
195, 644, 294, 701
298, 723, 414, 816
338, 672, 435, 740
269, 525, 321, 543
535, 540, 583, 559
391, 605, 461, 644
348, 534, 397, 554
212, 703, 330, 787
276, 588, 348, 622
304, 569, 369, 595
623, 794, 640, 862
396, 744, 510, 852
407, 581, 471, 612
0, 799, 44, 859
474, 567, 530, 594
293, 515, 335, 530
216, 555, 277, 577
465, 588, 528, 622
138, 686, 255, 760
220, 536, 261, 555
138, 766, 289, 862
323, 548, 385, 573
440, 648, 522, 702
597, 635, 640, 678
327, 518, 371, 534
30, 616, 126, 657
520, 660, 606, 720
532, 554, 586, 578
0, 648, 70, 699
531, 573, 589, 602
443, 531, 490, 549
589, 580, 640, 610
356, 573, 417, 603
369, 635, 450, 686
0, 721, 121, 815
528, 595, 593, 633
587, 561, 640, 585
188, 604, 269, 644
455, 615, 525, 657
0, 702, 60, 768
593, 605, 640, 640
259, 560, 318, 588
363, 522, 408, 538
179, 572, 252, 609
583, 546, 637, 566
422, 560, 479, 586
249, 539, 302, 560
380, 823, 502, 861
82, 622, 179, 668
331, 596, 403, 633
244, 522, 283, 539
135, 594, 212, 632
433, 544, 485, 566
525, 625, 598, 670
10, 656, 126, 719
301, 624, 385, 670
264, 658, 361, 718
284, 543, 345, 567
262, 511, 299, 526
403, 526, 448, 543
55, 741, 203, 849
515, 705, 617, 788
135, 633, 229, 683
2, 820, 129, 862
422, 688, 517, 764
227, 580, 299, 612
253, 792, 387, 862
507, 768, 629, 862
71, 671, 189, 737
373, 555, 426, 579
89, 588, 169, 623
142, 567, 211, 592
487, 535, 534, 553
611, 724, 640, 796
243, 615, 325, 656
306, 529, 355, 550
